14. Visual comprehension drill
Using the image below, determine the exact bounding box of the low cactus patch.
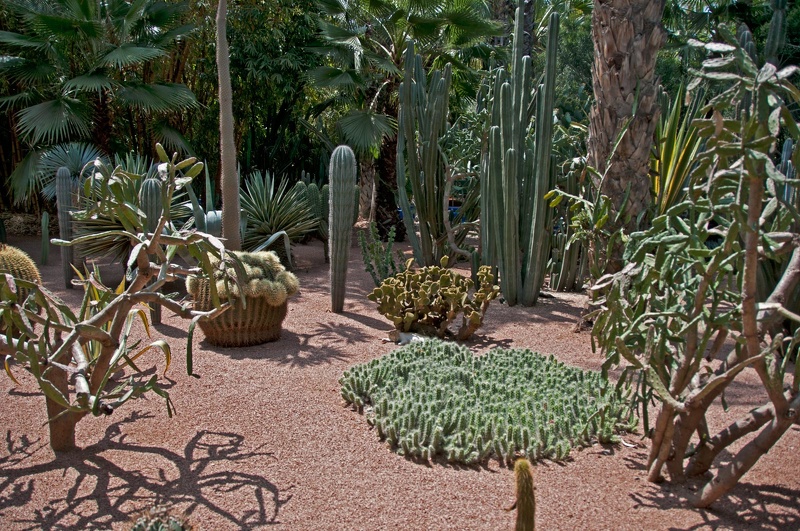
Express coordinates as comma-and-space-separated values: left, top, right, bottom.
340, 340, 636, 465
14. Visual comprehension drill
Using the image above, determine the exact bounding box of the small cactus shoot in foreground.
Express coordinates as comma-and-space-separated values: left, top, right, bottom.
514, 458, 536, 531
329, 145, 358, 312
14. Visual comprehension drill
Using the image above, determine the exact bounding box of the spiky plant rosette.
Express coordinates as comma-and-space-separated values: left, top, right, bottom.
186, 250, 299, 307
340, 339, 636, 465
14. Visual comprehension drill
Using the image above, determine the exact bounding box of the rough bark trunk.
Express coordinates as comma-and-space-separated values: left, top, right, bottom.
374, 137, 405, 242
587, 0, 665, 273
217, 0, 241, 251
44, 364, 78, 452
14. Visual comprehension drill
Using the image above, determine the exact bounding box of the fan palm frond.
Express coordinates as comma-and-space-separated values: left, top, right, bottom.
117, 82, 198, 112
0, 56, 57, 85
100, 44, 167, 68
0, 30, 49, 50
337, 110, 396, 153
16, 96, 91, 145
63, 73, 117, 93
151, 121, 196, 156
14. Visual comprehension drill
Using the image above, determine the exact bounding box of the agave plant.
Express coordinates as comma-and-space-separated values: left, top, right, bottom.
651, 84, 705, 216
240, 170, 317, 258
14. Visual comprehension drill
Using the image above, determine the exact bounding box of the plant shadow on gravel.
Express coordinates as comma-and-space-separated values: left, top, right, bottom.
0, 413, 290, 529
211, 328, 351, 367
622, 453, 799, 531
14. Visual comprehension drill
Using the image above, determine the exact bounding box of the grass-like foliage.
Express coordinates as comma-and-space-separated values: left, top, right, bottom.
340, 340, 635, 465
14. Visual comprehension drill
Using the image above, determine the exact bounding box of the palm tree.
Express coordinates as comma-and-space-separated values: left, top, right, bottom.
311, 0, 499, 239
0, 0, 197, 204
586, 0, 666, 273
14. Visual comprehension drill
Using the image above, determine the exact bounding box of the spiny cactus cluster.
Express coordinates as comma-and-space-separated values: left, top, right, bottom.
368, 257, 499, 340
0, 243, 43, 302
294, 180, 330, 239
340, 340, 636, 465
186, 250, 299, 306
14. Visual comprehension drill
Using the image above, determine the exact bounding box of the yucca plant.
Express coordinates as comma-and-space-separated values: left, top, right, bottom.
651, 84, 705, 216
240, 170, 317, 260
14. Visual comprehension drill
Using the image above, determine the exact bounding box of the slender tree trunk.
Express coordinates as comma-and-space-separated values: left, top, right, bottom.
217, 0, 240, 250
44, 364, 78, 452
587, 0, 665, 273
375, 137, 405, 242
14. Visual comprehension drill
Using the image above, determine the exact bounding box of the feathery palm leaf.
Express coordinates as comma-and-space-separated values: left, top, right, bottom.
16, 97, 91, 145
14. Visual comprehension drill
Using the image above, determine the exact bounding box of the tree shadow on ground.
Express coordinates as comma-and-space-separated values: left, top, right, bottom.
214, 328, 352, 368
0, 413, 290, 529
622, 451, 799, 531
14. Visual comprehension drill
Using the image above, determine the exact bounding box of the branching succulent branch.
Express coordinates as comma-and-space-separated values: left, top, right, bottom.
0, 145, 237, 454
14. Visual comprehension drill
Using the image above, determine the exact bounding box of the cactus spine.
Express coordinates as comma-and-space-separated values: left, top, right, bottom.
480, 9, 559, 306
55, 166, 80, 289
329, 145, 358, 312
397, 40, 451, 267
514, 458, 536, 531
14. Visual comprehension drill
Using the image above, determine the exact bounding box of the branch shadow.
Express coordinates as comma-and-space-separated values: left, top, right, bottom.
0, 413, 290, 529
215, 329, 351, 368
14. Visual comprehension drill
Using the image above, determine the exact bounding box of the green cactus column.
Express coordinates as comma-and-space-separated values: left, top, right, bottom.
329, 145, 358, 313
139, 176, 164, 324
55, 166, 80, 289
481, 8, 559, 306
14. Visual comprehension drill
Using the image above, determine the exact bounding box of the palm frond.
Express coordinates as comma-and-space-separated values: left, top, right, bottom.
116, 82, 198, 112
100, 44, 167, 68
0, 56, 56, 85
308, 66, 364, 88
31, 13, 103, 41
39, 143, 107, 201
63, 73, 117, 93
151, 121, 196, 157
0, 30, 49, 50
0, 91, 37, 111
337, 110, 396, 153
16, 96, 91, 145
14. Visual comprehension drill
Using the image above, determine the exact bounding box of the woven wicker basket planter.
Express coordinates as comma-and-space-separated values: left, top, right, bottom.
193, 290, 287, 347
186, 250, 298, 347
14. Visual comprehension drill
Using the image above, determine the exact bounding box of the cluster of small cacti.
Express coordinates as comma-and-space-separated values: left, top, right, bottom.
358, 221, 406, 287
294, 180, 330, 238
185, 250, 299, 306
128, 503, 193, 531
340, 340, 635, 465
368, 256, 499, 340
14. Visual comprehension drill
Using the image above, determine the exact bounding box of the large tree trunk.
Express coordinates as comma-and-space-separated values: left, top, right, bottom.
374, 137, 405, 242
587, 0, 665, 273
217, 0, 241, 251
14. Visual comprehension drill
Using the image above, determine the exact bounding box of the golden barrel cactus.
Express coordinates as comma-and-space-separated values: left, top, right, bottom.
186, 251, 299, 347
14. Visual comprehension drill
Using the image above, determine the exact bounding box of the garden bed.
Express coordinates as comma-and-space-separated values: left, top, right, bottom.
0, 235, 798, 530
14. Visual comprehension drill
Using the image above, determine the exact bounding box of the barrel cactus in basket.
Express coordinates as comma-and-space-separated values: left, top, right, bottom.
186, 250, 299, 347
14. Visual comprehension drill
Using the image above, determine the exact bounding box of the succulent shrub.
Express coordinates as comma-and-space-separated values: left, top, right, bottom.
340, 340, 635, 465
185, 250, 299, 307
0, 145, 236, 453
368, 257, 499, 340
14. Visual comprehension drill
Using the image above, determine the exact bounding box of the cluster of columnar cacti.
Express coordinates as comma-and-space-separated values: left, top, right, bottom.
55, 166, 81, 288
294, 180, 331, 261
186, 250, 299, 306
358, 221, 406, 287
480, 8, 559, 306
329, 145, 358, 313
340, 340, 635, 465
396, 41, 452, 267
368, 257, 499, 340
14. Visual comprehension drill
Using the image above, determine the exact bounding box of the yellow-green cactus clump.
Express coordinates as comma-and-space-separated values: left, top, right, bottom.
186, 250, 299, 307
0, 243, 43, 299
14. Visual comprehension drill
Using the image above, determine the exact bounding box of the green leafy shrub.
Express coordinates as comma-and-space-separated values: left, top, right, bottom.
368, 257, 499, 340
358, 221, 406, 287
340, 340, 635, 465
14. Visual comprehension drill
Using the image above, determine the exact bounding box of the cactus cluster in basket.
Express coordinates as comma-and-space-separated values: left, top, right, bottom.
186, 250, 299, 347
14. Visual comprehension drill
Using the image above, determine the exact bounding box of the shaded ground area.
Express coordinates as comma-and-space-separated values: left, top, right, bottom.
1, 235, 798, 530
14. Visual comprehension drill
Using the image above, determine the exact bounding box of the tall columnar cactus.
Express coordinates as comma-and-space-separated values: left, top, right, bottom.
139, 176, 164, 235
480, 9, 559, 306
139, 175, 164, 324
329, 145, 358, 313
55, 166, 81, 289
396, 41, 451, 267
514, 458, 536, 531
765, 0, 787, 66
40, 212, 50, 266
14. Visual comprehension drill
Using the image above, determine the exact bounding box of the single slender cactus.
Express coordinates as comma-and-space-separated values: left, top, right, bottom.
55, 166, 80, 289
329, 145, 358, 312
40, 212, 49, 266
396, 41, 451, 267
514, 458, 536, 531
139, 176, 164, 324
765, 0, 787, 66
481, 9, 559, 306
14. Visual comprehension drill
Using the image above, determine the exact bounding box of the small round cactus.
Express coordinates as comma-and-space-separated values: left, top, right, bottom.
0, 243, 43, 300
